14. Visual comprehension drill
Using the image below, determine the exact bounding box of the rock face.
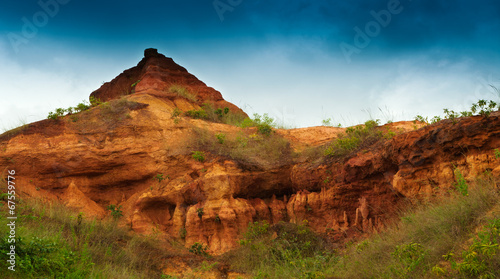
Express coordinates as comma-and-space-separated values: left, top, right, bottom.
1, 49, 499, 255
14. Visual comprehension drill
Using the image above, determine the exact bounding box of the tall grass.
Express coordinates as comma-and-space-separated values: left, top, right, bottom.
0, 197, 173, 278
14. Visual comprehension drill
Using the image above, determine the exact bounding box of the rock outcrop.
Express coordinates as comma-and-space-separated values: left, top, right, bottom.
1, 49, 499, 255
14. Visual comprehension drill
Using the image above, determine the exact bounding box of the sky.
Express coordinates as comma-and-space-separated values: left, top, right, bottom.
1, 0, 500, 130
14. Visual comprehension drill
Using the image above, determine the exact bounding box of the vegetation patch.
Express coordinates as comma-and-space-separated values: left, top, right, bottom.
183, 102, 248, 126
190, 122, 293, 168
168, 84, 198, 102
323, 119, 387, 158
0, 197, 173, 278
414, 99, 500, 125
224, 221, 338, 278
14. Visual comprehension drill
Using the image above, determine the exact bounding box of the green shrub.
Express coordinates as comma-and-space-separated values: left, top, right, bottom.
192, 151, 205, 162
430, 116, 442, 124
152, 174, 167, 182
227, 221, 337, 278
185, 109, 208, 119
47, 108, 65, 120
189, 242, 209, 256
89, 96, 103, 106
495, 149, 500, 159
322, 118, 332, 126
215, 133, 226, 144
324, 119, 382, 157
471, 99, 498, 117
453, 168, 468, 196
414, 115, 428, 124
390, 242, 428, 278
252, 113, 275, 136
106, 204, 123, 220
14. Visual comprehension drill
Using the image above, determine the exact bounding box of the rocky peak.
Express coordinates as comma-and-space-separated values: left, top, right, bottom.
91, 48, 246, 116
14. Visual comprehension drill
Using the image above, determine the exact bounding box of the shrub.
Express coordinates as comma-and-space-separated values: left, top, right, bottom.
324, 119, 382, 158
495, 149, 500, 159
443, 108, 459, 123
189, 242, 209, 256
152, 174, 166, 182
106, 204, 123, 220
185, 109, 208, 120
89, 96, 103, 106
471, 99, 498, 117
226, 221, 337, 278
453, 168, 468, 196
414, 115, 428, 124
192, 151, 205, 162
47, 108, 65, 120
322, 118, 332, 126
252, 113, 275, 136
215, 133, 226, 144
430, 116, 442, 124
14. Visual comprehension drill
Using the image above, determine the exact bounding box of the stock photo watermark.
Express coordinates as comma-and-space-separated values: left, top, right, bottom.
213, 0, 242, 22
340, 0, 411, 63
4, 170, 17, 272
7, 0, 71, 53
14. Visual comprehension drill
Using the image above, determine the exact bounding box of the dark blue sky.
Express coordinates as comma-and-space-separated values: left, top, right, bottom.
1, 0, 500, 128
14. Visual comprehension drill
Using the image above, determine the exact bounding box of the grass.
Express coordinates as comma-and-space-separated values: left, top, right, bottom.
223, 221, 339, 278
189, 125, 293, 168
168, 84, 198, 103
0, 117, 29, 140
71, 97, 147, 133
0, 196, 174, 278
184, 102, 247, 126
322, 119, 389, 158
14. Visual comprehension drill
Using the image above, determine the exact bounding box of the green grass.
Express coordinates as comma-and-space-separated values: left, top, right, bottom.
0, 197, 174, 278
184, 102, 247, 126
223, 221, 338, 278
323, 119, 387, 158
